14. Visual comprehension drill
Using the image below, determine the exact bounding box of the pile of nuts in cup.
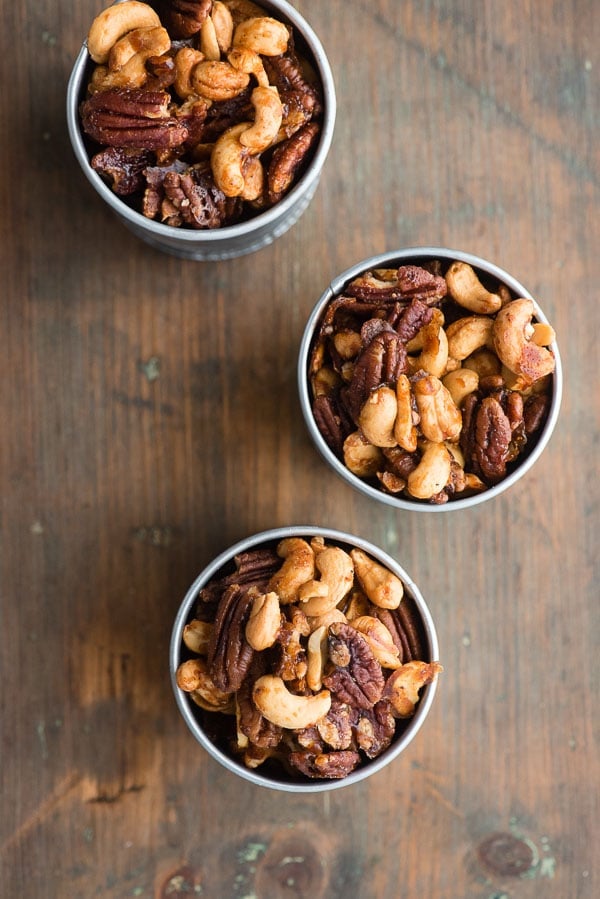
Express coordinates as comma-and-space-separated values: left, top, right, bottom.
78, 0, 324, 228
308, 259, 557, 503
176, 535, 442, 780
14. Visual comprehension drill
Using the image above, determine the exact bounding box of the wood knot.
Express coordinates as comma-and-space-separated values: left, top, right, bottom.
477, 831, 535, 877
254, 831, 327, 897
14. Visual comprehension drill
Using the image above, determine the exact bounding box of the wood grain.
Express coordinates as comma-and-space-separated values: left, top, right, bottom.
1, 1, 598, 896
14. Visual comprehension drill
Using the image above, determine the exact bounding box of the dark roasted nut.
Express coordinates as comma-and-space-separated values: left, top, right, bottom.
311, 394, 345, 457
80, 88, 189, 149
354, 700, 396, 758
323, 622, 385, 709
474, 396, 512, 483
288, 749, 361, 779
396, 265, 447, 302
267, 121, 320, 203
316, 701, 355, 750
236, 664, 283, 748
342, 330, 407, 423
392, 298, 435, 343
91, 146, 153, 195
524, 393, 550, 435
207, 584, 255, 693
158, 163, 242, 227
161, 0, 213, 37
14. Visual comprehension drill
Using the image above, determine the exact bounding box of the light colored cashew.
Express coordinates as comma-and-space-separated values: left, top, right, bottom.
306, 625, 329, 691
394, 373, 418, 452
446, 441, 466, 468
344, 590, 371, 620
446, 261, 502, 314
87, 0, 161, 64
192, 60, 250, 101
240, 153, 264, 201
462, 348, 501, 379
92, 26, 171, 90
239, 86, 283, 153
350, 549, 404, 610
245, 591, 281, 650
200, 16, 221, 60
252, 675, 331, 729
307, 608, 347, 632
211, 122, 252, 197
333, 330, 363, 359
358, 386, 398, 448
351, 616, 401, 669
407, 441, 452, 499
442, 367, 479, 408
531, 322, 556, 346
312, 365, 341, 398
233, 16, 289, 56
343, 431, 384, 478
417, 319, 449, 377
268, 537, 315, 604
107, 25, 169, 70
182, 619, 213, 655
211, 1, 234, 52
174, 47, 205, 99
446, 315, 495, 361
413, 375, 462, 443
383, 661, 443, 718
227, 47, 268, 87
298, 546, 355, 616
177, 658, 233, 711
493, 298, 555, 382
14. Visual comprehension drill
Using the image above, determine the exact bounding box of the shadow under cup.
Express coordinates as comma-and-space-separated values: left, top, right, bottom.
66, 0, 336, 260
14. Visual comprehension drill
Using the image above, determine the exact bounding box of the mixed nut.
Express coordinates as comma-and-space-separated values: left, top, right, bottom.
78, 0, 324, 228
308, 259, 557, 503
176, 535, 442, 780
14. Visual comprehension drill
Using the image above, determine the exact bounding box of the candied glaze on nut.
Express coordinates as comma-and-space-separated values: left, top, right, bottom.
79, 0, 325, 229
176, 537, 441, 781
308, 259, 557, 503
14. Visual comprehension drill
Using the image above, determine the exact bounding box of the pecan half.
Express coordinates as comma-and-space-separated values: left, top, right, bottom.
523, 393, 550, 435
267, 121, 320, 203
311, 394, 346, 457
237, 660, 283, 749
342, 330, 407, 423
155, 163, 242, 228
288, 749, 361, 780
91, 146, 153, 196
323, 622, 385, 710
197, 547, 281, 605
207, 584, 255, 693
80, 88, 189, 149
316, 701, 356, 750
474, 395, 512, 483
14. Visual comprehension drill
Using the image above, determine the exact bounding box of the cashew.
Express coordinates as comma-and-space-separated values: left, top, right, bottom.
252, 675, 331, 729
350, 616, 401, 669
87, 1, 162, 64
92, 25, 171, 90
245, 591, 281, 650
228, 47, 268, 87
407, 441, 452, 499
200, 16, 221, 60
211, 1, 234, 53
333, 329, 363, 359
344, 590, 371, 620
446, 315, 495, 361
192, 60, 250, 101
174, 47, 205, 99
211, 122, 252, 197
307, 608, 347, 632
240, 153, 264, 201
312, 365, 341, 398
442, 367, 479, 408
406, 308, 445, 353
343, 431, 384, 478
240, 86, 283, 153
350, 549, 404, 610
446, 261, 502, 314
182, 619, 213, 655
531, 322, 556, 346
233, 16, 289, 56
358, 386, 398, 448
394, 373, 418, 452
306, 625, 329, 691
298, 546, 355, 616
493, 298, 555, 382
417, 319, 449, 378
383, 661, 443, 718
177, 658, 233, 711
268, 537, 315, 604
413, 375, 462, 443
462, 348, 501, 379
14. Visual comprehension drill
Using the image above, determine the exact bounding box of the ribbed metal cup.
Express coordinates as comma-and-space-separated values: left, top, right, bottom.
298, 247, 562, 511
170, 526, 440, 792
67, 0, 336, 260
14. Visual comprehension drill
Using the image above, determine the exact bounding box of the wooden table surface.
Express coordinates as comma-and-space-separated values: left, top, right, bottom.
2, 1, 598, 896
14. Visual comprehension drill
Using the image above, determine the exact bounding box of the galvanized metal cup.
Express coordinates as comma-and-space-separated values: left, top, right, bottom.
170, 526, 441, 792
66, 0, 336, 260
298, 247, 563, 511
